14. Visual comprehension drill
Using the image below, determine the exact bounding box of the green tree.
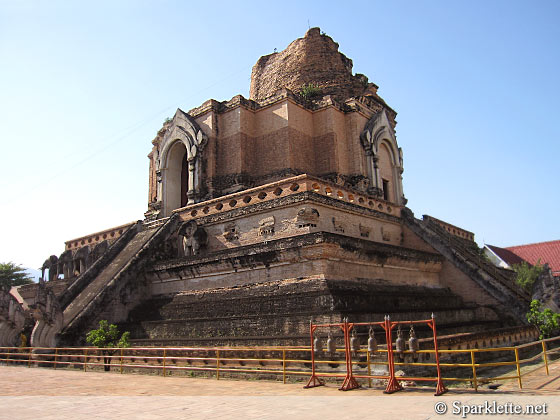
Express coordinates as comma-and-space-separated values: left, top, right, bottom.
526, 300, 560, 340
513, 260, 543, 292
86, 320, 130, 371
0, 262, 34, 289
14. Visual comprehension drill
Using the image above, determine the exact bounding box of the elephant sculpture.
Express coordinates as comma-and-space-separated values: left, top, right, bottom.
91, 240, 109, 263
41, 255, 59, 282
57, 250, 74, 280
72, 245, 91, 276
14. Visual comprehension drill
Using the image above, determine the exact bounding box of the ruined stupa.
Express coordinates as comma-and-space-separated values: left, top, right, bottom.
8, 28, 531, 348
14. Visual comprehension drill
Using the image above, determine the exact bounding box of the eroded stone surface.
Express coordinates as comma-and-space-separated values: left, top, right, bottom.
18, 29, 533, 349
250, 27, 376, 104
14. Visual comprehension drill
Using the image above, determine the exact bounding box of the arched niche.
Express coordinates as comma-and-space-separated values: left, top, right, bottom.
157, 109, 208, 217
378, 142, 395, 202
162, 140, 188, 216
360, 109, 405, 205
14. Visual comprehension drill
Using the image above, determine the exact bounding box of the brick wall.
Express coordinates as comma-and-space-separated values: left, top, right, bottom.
249, 28, 372, 103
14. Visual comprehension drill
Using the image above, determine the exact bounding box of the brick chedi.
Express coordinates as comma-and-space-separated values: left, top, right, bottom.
146, 28, 401, 218
16, 28, 531, 349
250, 27, 376, 104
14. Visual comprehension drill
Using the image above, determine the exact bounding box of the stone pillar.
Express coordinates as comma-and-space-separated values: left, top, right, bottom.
372, 155, 381, 192
364, 147, 374, 190
187, 159, 196, 205
156, 169, 163, 202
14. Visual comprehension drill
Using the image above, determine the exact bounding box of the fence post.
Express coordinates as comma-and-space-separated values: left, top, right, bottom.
367, 348, 372, 388
514, 348, 522, 389
282, 349, 286, 384
384, 316, 402, 394
303, 321, 325, 388
163, 348, 167, 377
470, 350, 478, 391
430, 315, 447, 396
120, 348, 124, 374
542, 341, 549, 376
339, 319, 360, 391
27, 347, 32, 368
54, 348, 58, 369
84, 349, 88, 372
216, 350, 220, 380
6, 348, 10, 366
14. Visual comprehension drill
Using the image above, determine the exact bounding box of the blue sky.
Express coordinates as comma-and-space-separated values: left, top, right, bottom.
1, 0, 559, 270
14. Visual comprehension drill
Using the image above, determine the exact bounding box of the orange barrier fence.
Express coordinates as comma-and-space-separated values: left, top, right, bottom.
304, 315, 447, 395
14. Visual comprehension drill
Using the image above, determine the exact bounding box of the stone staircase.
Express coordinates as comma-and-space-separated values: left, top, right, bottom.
401, 208, 530, 323
31, 215, 180, 347
62, 230, 157, 328
57, 222, 142, 311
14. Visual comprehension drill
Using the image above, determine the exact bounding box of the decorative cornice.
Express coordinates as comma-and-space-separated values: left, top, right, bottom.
150, 231, 443, 272
158, 109, 208, 169
360, 109, 397, 154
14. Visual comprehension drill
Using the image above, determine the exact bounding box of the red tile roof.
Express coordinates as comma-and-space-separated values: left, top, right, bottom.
487, 245, 525, 267
501, 240, 560, 274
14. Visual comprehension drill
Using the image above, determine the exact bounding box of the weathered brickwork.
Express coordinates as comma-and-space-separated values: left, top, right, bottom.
148, 95, 398, 206
250, 28, 375, 105
124, 278, 502, 346
21, 28, 532, 348
146, 34, 404, 211
147, 229, 443, 294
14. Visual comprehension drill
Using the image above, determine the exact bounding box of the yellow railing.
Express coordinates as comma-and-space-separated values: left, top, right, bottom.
1, 336, 559, 391
0, 345, 315, 384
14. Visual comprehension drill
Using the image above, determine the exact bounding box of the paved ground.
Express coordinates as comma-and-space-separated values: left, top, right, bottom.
501, 358, 560, 393
0, 362, 559, 419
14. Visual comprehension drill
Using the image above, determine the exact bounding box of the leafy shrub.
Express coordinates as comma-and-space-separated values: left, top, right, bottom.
300, 83, 322, 100
526, 300, 560, 339
86, 320, 130, 348
513, 260, 543, 292
86, 320, 130, 371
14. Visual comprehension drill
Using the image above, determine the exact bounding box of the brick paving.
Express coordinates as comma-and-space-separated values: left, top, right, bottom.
501, 359, 560, 393
0, 364, 559, 419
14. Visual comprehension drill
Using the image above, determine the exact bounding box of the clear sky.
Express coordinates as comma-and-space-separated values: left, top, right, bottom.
1, 0, 559, 271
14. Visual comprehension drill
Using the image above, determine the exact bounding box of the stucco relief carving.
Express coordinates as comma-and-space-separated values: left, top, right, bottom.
331, 217, 346, 233
223, 222, 239, 242
359, 224, 371, 239
258, 216, 275, 236
297, 207, 319, 228
381, 226, 391, 242
178, 221, 208, 257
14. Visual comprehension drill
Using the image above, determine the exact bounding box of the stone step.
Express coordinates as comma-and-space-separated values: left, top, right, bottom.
143, 217, 169, 230
62, 228, 159, 328
128, 279, 473, 323
122, 277, 503, 346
